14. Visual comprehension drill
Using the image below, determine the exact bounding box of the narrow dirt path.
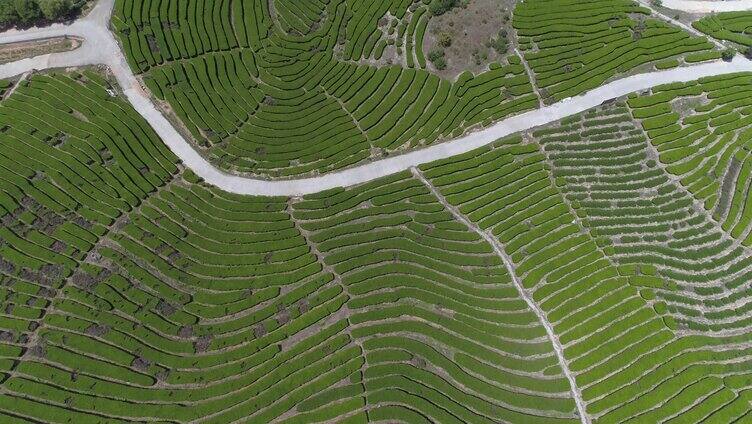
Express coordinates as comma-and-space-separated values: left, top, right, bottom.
412, 167, 591, 424
513, 47, 544, 107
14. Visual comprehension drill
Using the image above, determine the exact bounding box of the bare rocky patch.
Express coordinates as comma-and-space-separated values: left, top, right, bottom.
423, 0, 516, 79
85, 324, 110, 337
131, 356, 151, 371
193, 335, 212, 353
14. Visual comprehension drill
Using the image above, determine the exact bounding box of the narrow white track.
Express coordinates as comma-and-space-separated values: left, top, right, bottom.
1, 0, 752, 196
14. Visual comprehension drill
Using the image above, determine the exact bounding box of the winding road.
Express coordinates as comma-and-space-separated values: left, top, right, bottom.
1, 0, 752, 196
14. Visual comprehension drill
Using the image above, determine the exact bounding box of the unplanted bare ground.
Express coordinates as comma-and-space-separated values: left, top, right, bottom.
0, 37, 81, 64
423, 0, 517, 80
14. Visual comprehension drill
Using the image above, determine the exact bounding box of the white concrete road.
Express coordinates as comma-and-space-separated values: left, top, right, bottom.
637, 0, 725, 49
2, 0, 752, 196
0, 0, 116, 77
662, 0, 752, 13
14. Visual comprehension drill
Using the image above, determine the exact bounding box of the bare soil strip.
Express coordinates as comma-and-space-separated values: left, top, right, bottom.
0, 37, 81, 64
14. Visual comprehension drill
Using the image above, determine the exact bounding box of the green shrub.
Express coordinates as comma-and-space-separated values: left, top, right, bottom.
0, 0, 78, 27
38, 0, 70, 20
428, 0, 457, 16
438, 32, 452, 47
13, 0, 41, 23
428, 48, 446, 69
0, 1, 18, 25
491, 32, 508, 54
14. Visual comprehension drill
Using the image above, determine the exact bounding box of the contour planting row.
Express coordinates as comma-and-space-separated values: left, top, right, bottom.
0, 70, 177, 286
48, 181, 363, 422
274, 0, 330, 36
420, 136, 752, 422
694, 12, 752, 47
537, 102, 752, 333
0, 71, 549, 422
113, 0, 260, 71
0, 72, 555, 422
0, 70, 553, 422
513, 0, 717, 102
357, 2, 430, 69
293, 173, 580, 423
114, 0, 538, 177
20, 174, 366, 422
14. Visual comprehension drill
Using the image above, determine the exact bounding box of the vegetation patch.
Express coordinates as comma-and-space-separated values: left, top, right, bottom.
423, 0, 515, 79
0, 0, 91, 30
694, 12, 752, 47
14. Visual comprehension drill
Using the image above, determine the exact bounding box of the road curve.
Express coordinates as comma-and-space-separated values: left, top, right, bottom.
2, 0, 752, 195
163, 58, 750, 196
0, 0, 115, 77
662, 0, 752, 13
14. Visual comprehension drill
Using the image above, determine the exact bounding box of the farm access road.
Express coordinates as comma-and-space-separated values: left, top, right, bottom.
1, 0, 752, 196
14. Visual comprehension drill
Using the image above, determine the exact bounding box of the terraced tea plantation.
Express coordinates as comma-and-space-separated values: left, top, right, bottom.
110, 0, 720, 178
694, 12, 752, 47
513, 0, 716, 102
1, 65, 752, 422
4, 0, 752, 422
112, 0, 539, 177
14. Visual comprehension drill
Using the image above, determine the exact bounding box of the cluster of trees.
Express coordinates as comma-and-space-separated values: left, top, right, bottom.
722, 48, 735, 61
0, 0, 83, 28
428, 0, 464, 16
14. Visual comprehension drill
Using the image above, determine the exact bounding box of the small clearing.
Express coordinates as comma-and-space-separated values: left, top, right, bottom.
423, 0, 516, 79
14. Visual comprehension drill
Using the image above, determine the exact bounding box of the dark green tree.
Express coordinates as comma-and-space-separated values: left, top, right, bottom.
428, 48, 447, 70
0, 1, 19, 26
13, 0, 41, 23
38, 0, 71, 20
721, 48, 736, 62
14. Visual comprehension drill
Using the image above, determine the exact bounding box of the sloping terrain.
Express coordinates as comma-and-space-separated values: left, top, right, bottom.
2, 0, 752, 422
112, 0, 537, 178
0, 71, 573, 423
1, 69, 752, 422
110, 0, 715, 178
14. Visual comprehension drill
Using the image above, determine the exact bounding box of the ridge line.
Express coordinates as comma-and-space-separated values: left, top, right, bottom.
411, 166, 590, 424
